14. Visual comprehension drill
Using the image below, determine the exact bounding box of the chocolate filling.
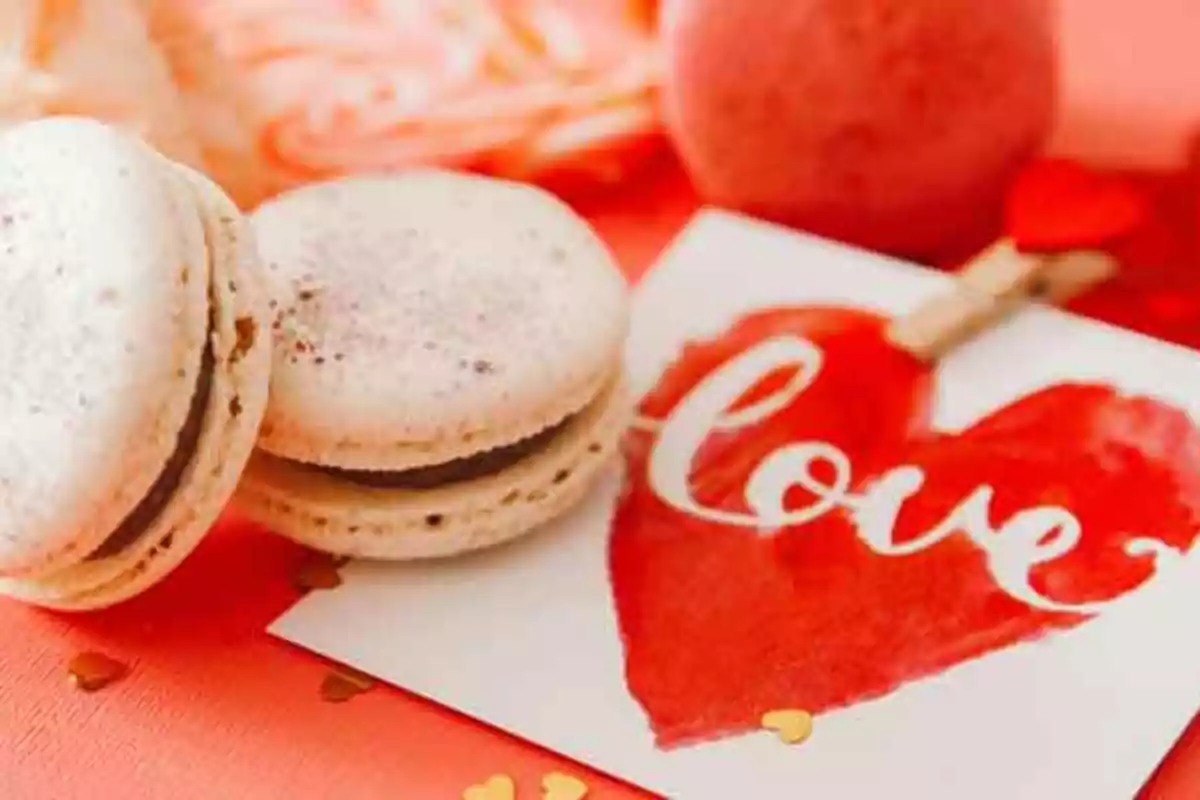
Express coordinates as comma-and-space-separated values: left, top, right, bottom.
311, 417, 572, 490
86, 333, 214, 561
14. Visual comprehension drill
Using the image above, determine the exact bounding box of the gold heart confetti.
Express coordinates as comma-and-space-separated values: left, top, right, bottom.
293, 550, 347, 593
319, 665, 376, 703
542, 772, 589, 800
67, 651, 129, 693
761, 709, 814, 745
463, 774, 516, 800
626, 0, 659, 30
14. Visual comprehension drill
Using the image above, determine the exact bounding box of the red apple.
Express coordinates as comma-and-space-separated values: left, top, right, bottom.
661, 0, 1057, 260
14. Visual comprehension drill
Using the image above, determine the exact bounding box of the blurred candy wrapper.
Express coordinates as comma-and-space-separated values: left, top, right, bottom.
3, 0, 662, 208
152, 0, 664, 206
0, 0, 201, 169
143, 0, 270, 206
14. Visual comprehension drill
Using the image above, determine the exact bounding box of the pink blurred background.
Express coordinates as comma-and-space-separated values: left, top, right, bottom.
1053, 0, 1200, 169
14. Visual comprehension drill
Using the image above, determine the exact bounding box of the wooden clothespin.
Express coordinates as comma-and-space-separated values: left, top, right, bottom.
888, 160, 1149, 362
887, 240, 1117, 361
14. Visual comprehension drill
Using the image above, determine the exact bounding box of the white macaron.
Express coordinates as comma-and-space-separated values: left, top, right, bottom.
0, 117, 271, 610
237, 170, 631, 559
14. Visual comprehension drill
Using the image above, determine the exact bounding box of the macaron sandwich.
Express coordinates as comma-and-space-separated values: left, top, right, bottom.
237, 171, 631, 559
0, 117, 271, 610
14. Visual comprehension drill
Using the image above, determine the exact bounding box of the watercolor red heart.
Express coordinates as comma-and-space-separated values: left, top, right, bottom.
609, 306, 1200, 748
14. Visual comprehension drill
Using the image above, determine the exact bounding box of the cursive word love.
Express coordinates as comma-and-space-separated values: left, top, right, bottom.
642, 336, 1182, 615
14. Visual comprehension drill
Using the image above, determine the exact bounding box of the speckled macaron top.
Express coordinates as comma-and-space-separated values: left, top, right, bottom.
0, 117, 210, 577
250, 170, 629, 471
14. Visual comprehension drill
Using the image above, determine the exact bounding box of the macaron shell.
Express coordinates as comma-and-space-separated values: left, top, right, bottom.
0, 117, 209, 577
250, 170, 629, 471
236, 376, 630, 560
0, 163, 272, 610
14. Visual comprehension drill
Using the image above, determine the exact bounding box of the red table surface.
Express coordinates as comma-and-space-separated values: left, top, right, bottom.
1, 156, 1198, 800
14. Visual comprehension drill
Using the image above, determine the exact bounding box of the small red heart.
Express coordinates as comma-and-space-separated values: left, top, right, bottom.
1005, 159, 1149, 253
610, 307, 1200, 748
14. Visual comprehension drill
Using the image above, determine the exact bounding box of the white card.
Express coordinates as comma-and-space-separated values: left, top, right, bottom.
271, 210, 1200, 799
